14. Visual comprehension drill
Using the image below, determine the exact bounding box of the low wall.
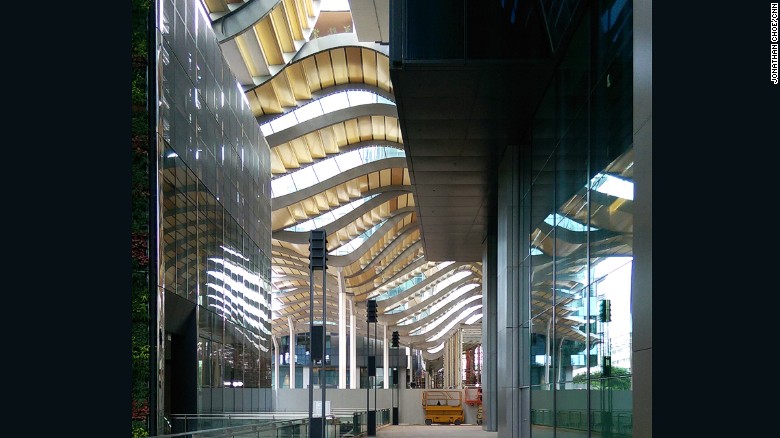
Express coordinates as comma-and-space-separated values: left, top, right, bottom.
273, 388, 483, 425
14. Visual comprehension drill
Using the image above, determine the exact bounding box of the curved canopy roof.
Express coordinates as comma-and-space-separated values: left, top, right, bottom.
198, 0, 634, 360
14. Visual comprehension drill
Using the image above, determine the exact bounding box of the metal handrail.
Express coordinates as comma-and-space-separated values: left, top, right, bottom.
148, 408, 392, 438
148, 417, 304, 438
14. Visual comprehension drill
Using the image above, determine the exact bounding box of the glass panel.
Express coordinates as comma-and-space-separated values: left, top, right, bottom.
587, 1, 633, 433
319, 92, 350, 113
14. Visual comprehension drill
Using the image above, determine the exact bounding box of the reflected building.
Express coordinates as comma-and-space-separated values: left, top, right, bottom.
150, 0, 274, 430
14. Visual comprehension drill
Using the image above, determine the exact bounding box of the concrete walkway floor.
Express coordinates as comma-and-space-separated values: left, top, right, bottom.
376, 424, 497, 437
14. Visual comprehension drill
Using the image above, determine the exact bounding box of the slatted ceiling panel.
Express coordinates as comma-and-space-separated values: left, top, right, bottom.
304, 131, 326, 158
203, 0, 229, 14
318, 128, 339, 154
272, 210, 294, 230
292, 143, 313, 166
388, 197, 398, 212
302, 0, 314, 18
301, 57, 322, 92
301, 198, 318, 215
361, 211, 373, 226
275, 143, 299, 170
286, 138, 308, 165
341, 118, 358, 143
403, 169, 411, 185
386, 117, 401, 142
330, 48, 349, 85
368, 171, 380, 190
391, 168, 404, 185
370, 116, 386, 139
270, 6, 295, 53
361, 49, 378, 86
314, 52, 335, 88
357, 175, 370, 191
376, 55, 391, 92
289, 203, 308, 221
290, 0, 306, 30
341, 227, 356, 242
246, 91, 265, 116
281, 0, 301, 40
344, 47, 364, 82
346, 181, 361, 198
255, 18, 284, 65
256, 83, 284, 114
325, 122, 346, 149
270, 150, 288, 174
235, 33, 262, 77
356, 116, 372, 141
379, 168, 391, 186
271, 74, 297, 107
336, 185, 350, 202
321, 188, 340, 208
314, 193, 330, 210
285, 63, 311, 100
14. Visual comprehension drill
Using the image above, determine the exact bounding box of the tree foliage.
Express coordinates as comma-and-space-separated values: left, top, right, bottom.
572, 366, 632, 390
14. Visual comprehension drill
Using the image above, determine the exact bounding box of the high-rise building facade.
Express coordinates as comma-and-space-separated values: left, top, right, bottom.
149, 0, 275, 431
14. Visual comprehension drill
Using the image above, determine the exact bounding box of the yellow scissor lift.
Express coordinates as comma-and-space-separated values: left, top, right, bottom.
422, 390, 464, 425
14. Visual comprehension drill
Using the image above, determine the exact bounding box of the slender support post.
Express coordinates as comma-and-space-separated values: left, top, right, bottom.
321, 268, 326, 438
308, 267, 314, 433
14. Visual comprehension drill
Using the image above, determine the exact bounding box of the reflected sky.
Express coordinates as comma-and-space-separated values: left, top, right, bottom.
376, 273, 425, 301
406, 284, 481, 332
422, 301, 483, 342
592, 172, 633, 200
272, 146, 405, 197
544, 213, 598, 231
260, 90, 395, 137
392, 269, 473, 319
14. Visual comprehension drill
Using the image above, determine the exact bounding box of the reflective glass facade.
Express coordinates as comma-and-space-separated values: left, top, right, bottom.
494, 1, 635, 437
153, 0, 273, 424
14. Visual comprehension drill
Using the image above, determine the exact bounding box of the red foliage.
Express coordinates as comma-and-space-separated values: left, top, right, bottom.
132, 399, 149, 421
131, 134, 148, 154
132, 233, 149, 266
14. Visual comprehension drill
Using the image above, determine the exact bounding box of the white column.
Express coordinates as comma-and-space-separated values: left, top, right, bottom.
349, 297, 358, 388
288, 316, 296, 389
444, 338, 450, 388
272, 335, 280, 389
383, 324, 389, 389
338, 268, 347, 388
406, 347, 411, 376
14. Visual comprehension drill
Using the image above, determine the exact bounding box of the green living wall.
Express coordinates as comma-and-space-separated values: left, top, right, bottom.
131, 0, 151, 437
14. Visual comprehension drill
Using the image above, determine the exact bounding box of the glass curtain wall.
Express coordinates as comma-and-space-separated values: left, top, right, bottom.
154, 0, 273, 419
273, 333, 387, 388
526, 1, 633, 437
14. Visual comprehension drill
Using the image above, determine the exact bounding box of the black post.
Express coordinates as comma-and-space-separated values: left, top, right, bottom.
366, 299, 377, 436
309, 230, 327, 438
391, 330, 399, 425
321, 261, 327, 438
373, 321, 377, 425
366, 318, 371, 434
